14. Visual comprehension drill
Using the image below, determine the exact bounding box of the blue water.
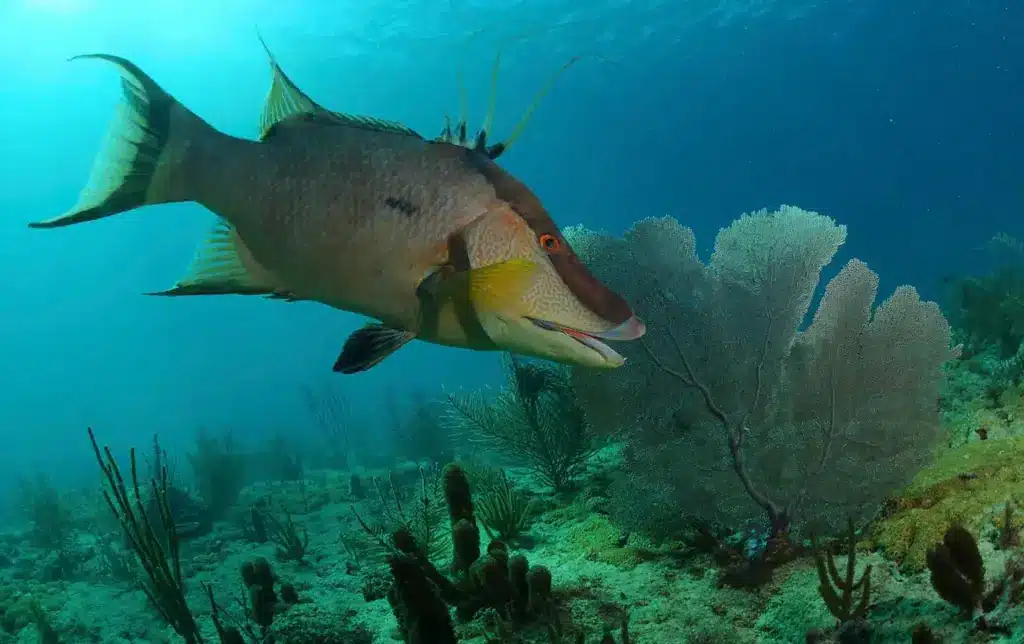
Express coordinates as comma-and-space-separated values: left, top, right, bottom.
0, 0, 1019, 487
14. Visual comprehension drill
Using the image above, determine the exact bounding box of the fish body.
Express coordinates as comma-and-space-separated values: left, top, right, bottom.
32, 53, 644, 372
191, 122, 504, 344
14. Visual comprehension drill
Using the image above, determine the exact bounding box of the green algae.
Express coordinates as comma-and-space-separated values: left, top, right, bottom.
872, 436, 1024, 571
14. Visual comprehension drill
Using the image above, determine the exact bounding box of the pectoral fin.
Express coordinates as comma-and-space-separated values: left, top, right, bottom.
333, 324, 416, 374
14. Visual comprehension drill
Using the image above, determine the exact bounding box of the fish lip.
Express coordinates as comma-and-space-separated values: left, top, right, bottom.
589, 315, 646, 341
527, 317, 627, 364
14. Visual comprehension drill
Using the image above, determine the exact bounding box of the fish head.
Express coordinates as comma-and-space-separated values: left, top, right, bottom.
454, 153, 645, 369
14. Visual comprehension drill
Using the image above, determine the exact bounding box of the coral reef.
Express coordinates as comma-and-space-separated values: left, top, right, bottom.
16, 208, 1024, 643
569, 207, 954, 546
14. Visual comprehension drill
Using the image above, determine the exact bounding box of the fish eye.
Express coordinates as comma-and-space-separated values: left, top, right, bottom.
539, 233, 561, 252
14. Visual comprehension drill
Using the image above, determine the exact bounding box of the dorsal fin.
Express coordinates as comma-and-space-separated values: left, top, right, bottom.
257, 33, 327, 139
147, 219, 300, 300
322, 113, 421, 137
257, 34, 420, 140
493, 55, 580, 157
435, 40, 580, 160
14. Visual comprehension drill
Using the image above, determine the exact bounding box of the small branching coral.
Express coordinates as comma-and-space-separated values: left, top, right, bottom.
238, 501, 269, 544
351, 465, 450, 564
187, 428, 247, 521
89, 427, 299, 643
811, 518, 872, 626
89, 427, 205, 642
265, 506, 310, 562
14, 472, 75, 553
475, 471, 534, 541
445, 355, 599, 492
145, 434, 212, 541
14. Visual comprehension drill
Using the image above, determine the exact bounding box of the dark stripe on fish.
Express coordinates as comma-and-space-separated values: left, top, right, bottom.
453, 145, 634, 325
384, 196, 419, 217
415, 267, 447, 338
414, 235, 496, 349
107, 67, 173, 211
446, 232, 496, 348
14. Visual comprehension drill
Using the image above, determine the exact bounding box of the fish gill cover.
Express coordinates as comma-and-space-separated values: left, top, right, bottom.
0, 0, 1021, 642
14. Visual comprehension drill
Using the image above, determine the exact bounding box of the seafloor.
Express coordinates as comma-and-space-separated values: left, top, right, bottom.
5, 360, 1024, 644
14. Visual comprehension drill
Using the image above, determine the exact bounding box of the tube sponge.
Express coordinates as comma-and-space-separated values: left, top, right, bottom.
388, 553, 458, 644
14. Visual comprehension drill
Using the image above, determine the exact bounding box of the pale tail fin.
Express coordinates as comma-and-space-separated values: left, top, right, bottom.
29, 55, 209, 229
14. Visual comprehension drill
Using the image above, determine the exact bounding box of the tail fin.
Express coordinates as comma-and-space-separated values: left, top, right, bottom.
30, 55, 202, 229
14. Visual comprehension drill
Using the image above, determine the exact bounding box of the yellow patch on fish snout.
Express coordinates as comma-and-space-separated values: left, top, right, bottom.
470, 258, 538, 313
439, 258, 538, 316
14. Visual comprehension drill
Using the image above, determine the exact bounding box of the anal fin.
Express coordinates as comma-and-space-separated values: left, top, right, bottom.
148, 219, 300, 300
333, 324, 416, 374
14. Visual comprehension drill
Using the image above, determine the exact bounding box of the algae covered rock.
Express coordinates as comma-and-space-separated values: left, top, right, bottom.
872, 436, 1024, 571
562, 514, 657, 570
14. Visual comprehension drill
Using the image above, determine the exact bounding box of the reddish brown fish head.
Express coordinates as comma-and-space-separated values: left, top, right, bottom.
454, 150, 645, 368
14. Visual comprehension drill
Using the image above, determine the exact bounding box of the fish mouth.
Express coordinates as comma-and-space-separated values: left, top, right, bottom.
528, 315, 645, 364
